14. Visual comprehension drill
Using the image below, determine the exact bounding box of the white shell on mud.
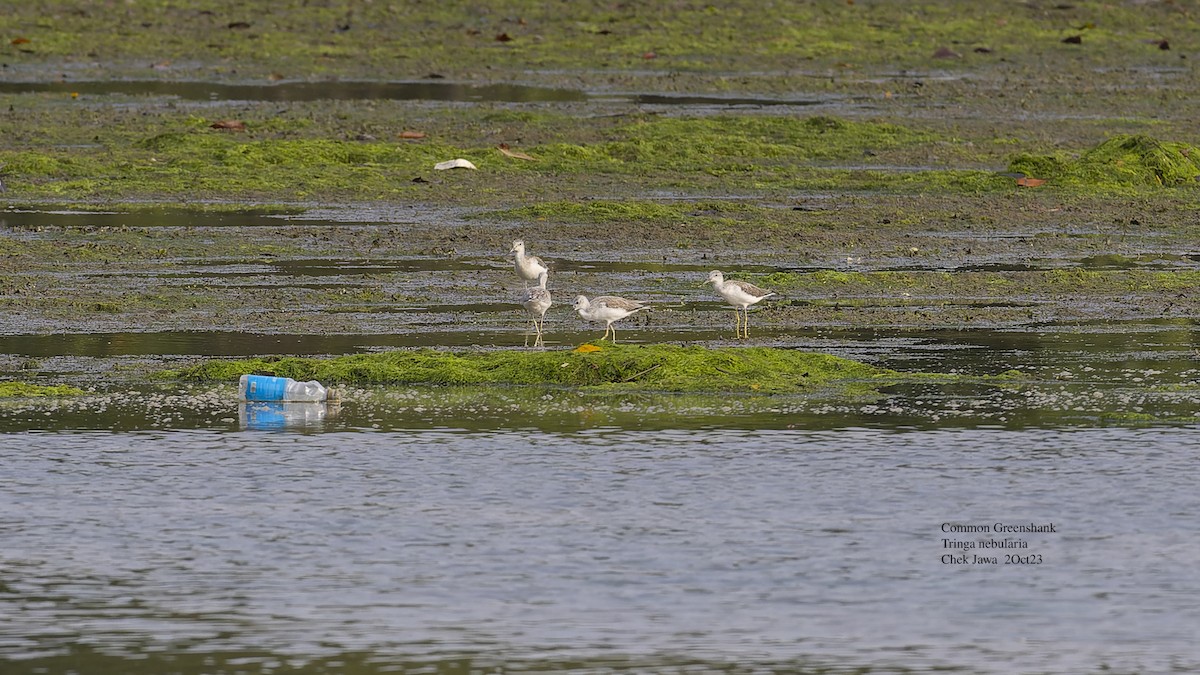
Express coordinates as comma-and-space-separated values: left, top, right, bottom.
434, 158, 478, 171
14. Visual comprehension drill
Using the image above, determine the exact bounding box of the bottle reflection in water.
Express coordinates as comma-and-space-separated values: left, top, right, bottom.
239, 401, 334, 430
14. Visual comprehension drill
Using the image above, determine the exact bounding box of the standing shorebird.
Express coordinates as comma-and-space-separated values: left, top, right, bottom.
510, 239, 549, 288
572, 295, 648, 343
521, 271, 552, 347
705, 270, 776, 339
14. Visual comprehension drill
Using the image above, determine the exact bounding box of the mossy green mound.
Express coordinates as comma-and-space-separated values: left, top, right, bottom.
0, 113, 948, 199
0, 382, 86, 398
527, 115, 931, 175
1009, 135, 1200, 189
172, 344, 889, 394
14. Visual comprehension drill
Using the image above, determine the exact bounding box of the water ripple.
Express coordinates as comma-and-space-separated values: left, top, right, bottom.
3, 427, 1199, 672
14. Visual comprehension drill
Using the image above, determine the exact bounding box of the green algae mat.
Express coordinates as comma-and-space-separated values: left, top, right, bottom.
6, 111, 1199, 201
0, 382, 85, 398
1009, 135, 1200, 190
171, 344, 890, 394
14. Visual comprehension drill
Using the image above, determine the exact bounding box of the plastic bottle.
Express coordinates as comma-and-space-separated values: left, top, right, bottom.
238, 374, 336, 402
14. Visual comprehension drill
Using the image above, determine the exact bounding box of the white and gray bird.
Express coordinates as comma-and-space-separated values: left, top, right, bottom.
705, 270, 776, 339
510, 239, 549, 288
572, 294, 648, 343
521, 271, 552, 347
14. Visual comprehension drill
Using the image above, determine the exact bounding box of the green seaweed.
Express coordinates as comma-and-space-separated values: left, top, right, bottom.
0, 381, 86, 398
1, 1, 1189, 81
1009, 135, 1200, 190
171, 344, 890, 394
1, 112, 985, 200
514, 115, 937, 177
3, 101, 1187, 202
1097, 410, 1200, 425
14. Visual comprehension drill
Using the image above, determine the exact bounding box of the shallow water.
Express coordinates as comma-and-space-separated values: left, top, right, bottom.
0, 206, 300, 230
0, 79, 589, 103
3, 425, 1199, 674
2, 324, 1198, 674
0, 79, 833, 109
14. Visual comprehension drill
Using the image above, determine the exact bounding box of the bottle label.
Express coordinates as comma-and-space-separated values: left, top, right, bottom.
242, 375, 289, 401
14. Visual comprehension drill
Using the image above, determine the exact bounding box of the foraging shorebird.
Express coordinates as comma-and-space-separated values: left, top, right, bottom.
510, 239, 549, 288
572, 294, 648, 343
704, 270, 776, 339
521, 271, 552, 347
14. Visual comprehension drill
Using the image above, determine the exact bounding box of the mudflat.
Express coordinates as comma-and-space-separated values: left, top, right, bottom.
0, 0, 1196, 379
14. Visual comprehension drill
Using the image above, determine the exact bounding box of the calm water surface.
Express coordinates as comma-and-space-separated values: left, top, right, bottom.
3, 425, 1199, 673
0, 80, 833, 109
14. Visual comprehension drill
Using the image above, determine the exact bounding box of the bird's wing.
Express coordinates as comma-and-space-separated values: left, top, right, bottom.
730, 279, 774, 298
523, 287, 551, 302
594, 296, 646, 311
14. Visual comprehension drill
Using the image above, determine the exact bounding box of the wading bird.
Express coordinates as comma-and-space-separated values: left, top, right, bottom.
521, 271, 552, 347
510, 239, 549, 289
572, 294, 648, 343
704, 270, 776, 339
